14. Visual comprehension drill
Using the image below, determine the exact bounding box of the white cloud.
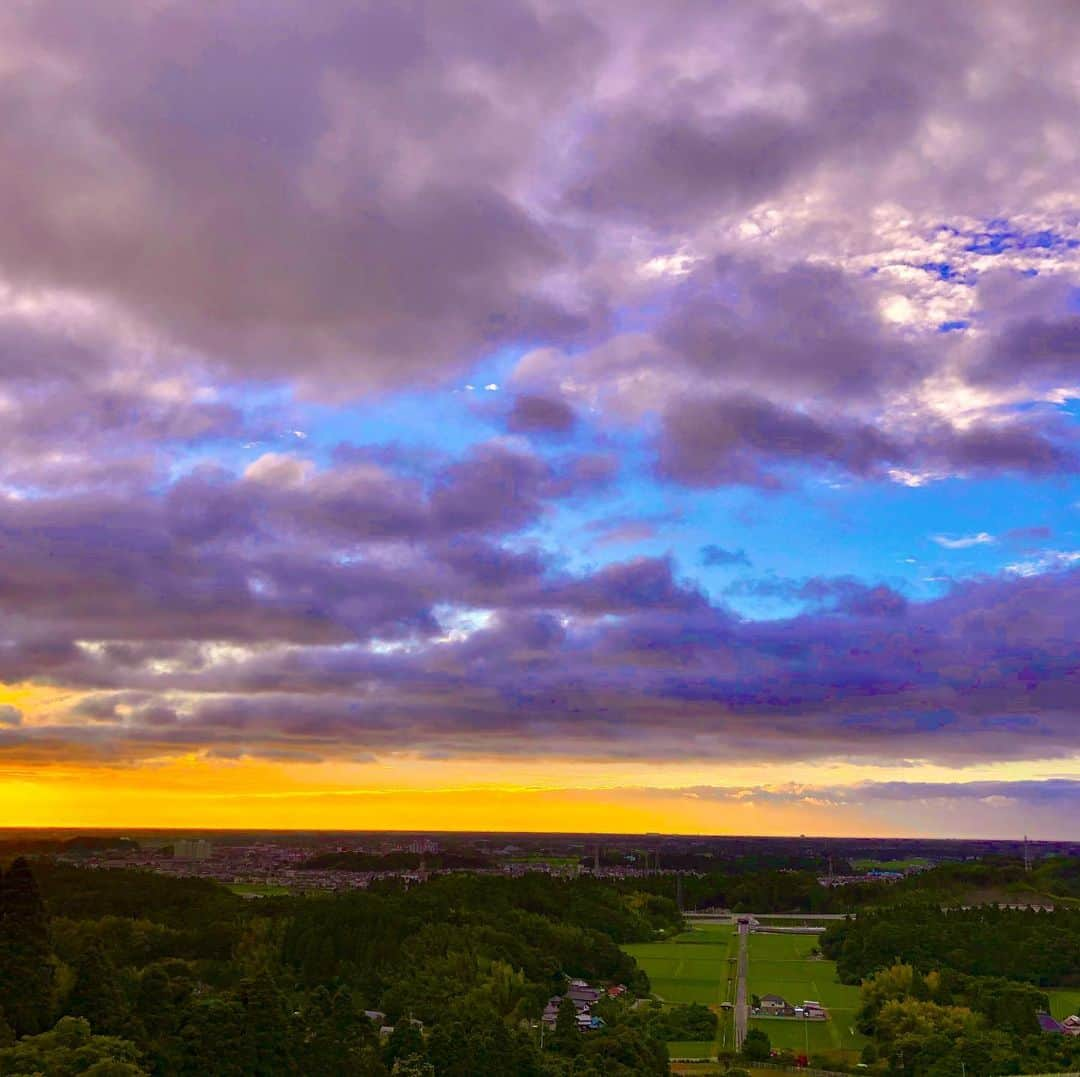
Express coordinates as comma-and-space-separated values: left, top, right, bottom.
243, 453, 314, 487
1005, 550, 1080, 577
932, 532, 995, 549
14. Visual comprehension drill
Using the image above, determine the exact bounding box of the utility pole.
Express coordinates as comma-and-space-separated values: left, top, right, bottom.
1024, 834, 1032, 873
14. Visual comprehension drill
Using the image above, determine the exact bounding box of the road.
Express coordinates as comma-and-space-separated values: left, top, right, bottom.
734, 919, 749, 1051
686, 911, 850, 922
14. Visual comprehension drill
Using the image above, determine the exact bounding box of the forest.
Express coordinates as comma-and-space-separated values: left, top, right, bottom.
0, 858, 686, 1075
6, 854, 1080, 1075
822, 906, 1080, 1076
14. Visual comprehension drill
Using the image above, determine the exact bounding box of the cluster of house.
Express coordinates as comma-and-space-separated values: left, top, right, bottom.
1036, 1011, 1080, 1036
753, 994, 828, 1021
541, 980, 627, 1032
817, 871, 904, 887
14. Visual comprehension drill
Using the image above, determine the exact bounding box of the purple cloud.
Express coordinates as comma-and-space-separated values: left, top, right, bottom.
700, 545, 751, 568
507, 393, 578, 435
0, 0, 1076, 791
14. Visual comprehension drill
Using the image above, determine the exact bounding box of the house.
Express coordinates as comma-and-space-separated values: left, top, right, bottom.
760, 994, 788, 1013
568, 986, 601, 1006
1060, 1014, 1080, 1037
364, 1010, 386, 1025
576, 1013, 606, 1031
1036, 1011, 1064, 1034
606, 984, 627, 998
543, 992, 595, 1027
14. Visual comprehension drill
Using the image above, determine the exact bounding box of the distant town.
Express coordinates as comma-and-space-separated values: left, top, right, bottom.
6, 829, 1076, 898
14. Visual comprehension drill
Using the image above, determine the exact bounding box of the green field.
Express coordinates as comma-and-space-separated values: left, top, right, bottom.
747, 931, 867, 1059
226, 882, 292, 896
851, 857, 930, 872
623, 924, 736, 1057
1046, 987, 1080, 1021
666, 1040, 716, 1059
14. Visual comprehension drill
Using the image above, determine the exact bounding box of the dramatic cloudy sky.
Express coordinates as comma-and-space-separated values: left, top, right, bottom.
1, 0, 1078, 835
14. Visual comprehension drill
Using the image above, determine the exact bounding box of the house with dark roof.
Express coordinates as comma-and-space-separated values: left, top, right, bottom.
567, 984, 601, 1005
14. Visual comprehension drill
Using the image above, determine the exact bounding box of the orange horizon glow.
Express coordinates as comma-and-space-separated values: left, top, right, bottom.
4, 680, 1074, 838
0, 752, 1071, 838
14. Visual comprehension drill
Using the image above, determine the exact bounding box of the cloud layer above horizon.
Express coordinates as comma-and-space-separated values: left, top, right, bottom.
1, 0, 1078, 834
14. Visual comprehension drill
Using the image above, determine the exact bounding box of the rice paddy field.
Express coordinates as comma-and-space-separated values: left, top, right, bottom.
623, 923, 737, 1057
1046, 987, 1080, 1021
747, 931, 868, 1061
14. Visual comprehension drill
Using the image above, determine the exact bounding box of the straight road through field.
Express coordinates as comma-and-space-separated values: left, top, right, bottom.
734, 920, 749, 1051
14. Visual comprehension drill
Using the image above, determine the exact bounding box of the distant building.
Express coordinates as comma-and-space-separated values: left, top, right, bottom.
1061, 1014, 1080, 1037
174, 839, 212, 860
759, 994, 788, 1013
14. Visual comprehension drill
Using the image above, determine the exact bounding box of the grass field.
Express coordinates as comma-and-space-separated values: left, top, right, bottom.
624, 924, 737, 1007
1046, 987, 1080, 1021
623, 924, 737, 1057
666, 1040, 716, 1059
226, 882, 291, 896
851, 857, 930, 872
747, 931, 867, 1060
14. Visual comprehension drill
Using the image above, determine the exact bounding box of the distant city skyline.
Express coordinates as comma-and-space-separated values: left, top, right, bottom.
0, 0, 1077, 837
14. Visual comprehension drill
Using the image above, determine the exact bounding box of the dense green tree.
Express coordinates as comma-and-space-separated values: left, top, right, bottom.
66, 940, 130, 1037
384, 1021, 425, 1070
741, 1027, 771, 1062
552, 997, 580, 1056
177, 996, 252, 1077
239, 974, 299, 1075
0, 857, 56, 1036
580, 1023, 667, 1076
390, 1056, 434, 1076
0, 1016, 145, 1076
823, 903, 1080, 987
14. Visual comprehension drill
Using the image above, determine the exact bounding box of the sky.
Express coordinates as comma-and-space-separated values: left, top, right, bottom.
0, 0, 1078, 837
